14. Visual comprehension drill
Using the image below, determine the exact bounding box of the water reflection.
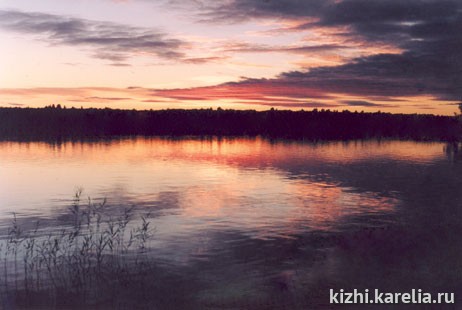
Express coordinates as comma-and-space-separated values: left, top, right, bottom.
0, 137, 461, 308
0, 137, 443, 216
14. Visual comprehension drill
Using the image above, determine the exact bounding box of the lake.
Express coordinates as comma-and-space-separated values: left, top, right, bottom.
0, 137, 461, 308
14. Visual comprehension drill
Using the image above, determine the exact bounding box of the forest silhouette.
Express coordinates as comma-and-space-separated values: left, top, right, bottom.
0, 106, 460, 141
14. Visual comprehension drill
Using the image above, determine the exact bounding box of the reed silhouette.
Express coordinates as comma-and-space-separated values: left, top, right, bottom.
0, 192, 187, 309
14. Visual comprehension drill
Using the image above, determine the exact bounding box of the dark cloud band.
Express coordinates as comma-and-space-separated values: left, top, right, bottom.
183, 0, 462, 102
0, 9, 187, 63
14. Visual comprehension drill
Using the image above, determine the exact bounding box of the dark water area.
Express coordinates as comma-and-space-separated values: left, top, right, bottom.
0, 137, 461, 309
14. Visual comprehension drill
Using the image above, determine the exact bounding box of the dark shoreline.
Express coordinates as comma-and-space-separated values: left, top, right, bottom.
0, 107, 460, 141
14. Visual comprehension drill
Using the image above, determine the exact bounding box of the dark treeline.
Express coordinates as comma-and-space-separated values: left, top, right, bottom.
0, 106, 460, 141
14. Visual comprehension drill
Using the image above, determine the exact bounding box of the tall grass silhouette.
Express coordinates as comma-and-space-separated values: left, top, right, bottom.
0, 190, 160, 308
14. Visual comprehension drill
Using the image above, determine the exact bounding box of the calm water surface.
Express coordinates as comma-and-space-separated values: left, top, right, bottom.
1, 137, 461, 308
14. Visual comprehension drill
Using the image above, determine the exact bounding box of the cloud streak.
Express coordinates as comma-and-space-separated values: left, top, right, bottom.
221, 42, 346, 55
0, 9, 188, 63
184, 0, 334, 22
341, 100, 399, 108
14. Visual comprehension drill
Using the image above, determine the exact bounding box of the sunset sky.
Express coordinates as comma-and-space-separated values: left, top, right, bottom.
1, 0, 461, 114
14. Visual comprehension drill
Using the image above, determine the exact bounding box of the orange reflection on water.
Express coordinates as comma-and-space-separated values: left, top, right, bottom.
122, 137, 446, 166
0, 137, 444, 166
0, 137, 442, 237
177, 173, 398, 239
